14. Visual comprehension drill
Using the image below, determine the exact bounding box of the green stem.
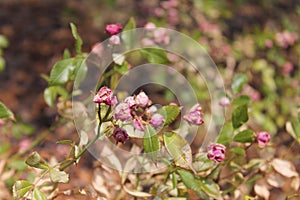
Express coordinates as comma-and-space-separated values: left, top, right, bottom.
60, 104, 103, 171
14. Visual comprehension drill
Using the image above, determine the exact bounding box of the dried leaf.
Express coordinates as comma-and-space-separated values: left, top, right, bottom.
254, 180, 270, 200
271, 159, 298, 178
123, 185, 152, 198
266, 173, 285, 188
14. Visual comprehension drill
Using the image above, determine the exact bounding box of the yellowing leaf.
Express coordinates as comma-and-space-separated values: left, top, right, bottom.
163, 132, 194, 172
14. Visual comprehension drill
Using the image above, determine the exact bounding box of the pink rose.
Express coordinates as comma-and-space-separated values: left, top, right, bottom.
93, 86, 118, 105
207, 143, 226, 163
257, 131, 271, 147
183, 103, 204, 125
106, 23, 123, 35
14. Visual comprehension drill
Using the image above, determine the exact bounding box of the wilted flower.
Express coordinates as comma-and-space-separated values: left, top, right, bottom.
112, 127, 128, 143
219, 97, 230, 107
93, 86, 118, 105
113, 103, 132, 121
150, 113, 165, 129
109, 35, 121, 45
183, 103, 204, 125
207, 143, 226, 163
257, 131, 271, 147
135, 91, 149, 107
133, 118, 145, 131
106, 23, 123, 35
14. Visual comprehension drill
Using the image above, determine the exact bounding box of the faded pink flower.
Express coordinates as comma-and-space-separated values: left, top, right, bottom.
113, 103, 132, 121
124, 96, 136, 107
109, 35, 121, 45
265, 39, 273, 48
161, 0, 179, 9
153, 29, 170, 45
141, 38, 155, 46
283, 61, 293, 75
112, 127, 128, 143
257, 131, 271, 147
183, 103, 204, 125
0, 119, 4, 126
106, 23, 123, 35
93, 86, 118, 105
219, 97, 230, 107
207, 143, 226, 163
133, 118, 145, 131
135, 91, 149, 107
275, 30, 298, 48
19, 139, 31, 152
144, 22, 156, 30
150, 113, 165, 129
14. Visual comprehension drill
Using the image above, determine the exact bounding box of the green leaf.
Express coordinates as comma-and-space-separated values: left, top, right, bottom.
286, 120, 300, 143
33, 188, 47, 200
177, 169, 221, 198
70, 23, 83, 54
231, 147, 246, 156
0, 35, 9, 48
13, 180, 33, 199
140, 48, 170, 64
73, 58, 87, 88
233, 130, 255, 143
56, 140, 73, 145
114, 62, 129, 75
25, 152, 48, 169
123, 17, 136, 31
63, 48, 71, 59
0, 57, 5, 72
49, 168, 69, 183
232, 95, 251, 107
163, 132, 194, 171
44, 86, 68, 106
0, 101, 14, 120
49, 58, 76, 85
216, 122, 233, 145
121, 17, 136, 49
143, 125, 160, 163
232, 104, 248, 129
158, 105, 181, 126
231, 73, 248, 94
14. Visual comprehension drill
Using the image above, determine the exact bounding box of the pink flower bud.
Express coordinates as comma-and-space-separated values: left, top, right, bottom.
112, 127, 128, 143
113, 103, 132, 121
109, 35, 121, 45
106, 23, 123, 35
219, 97, 230, 107
150, 113, 165, 129
135, 91, 149, 107
256, 131, 271, 147
183, 103, 204, 125
265, 39, 273, 48
133, 118, 145, 131
93, 86, 118, 105
207, 143, 226, 163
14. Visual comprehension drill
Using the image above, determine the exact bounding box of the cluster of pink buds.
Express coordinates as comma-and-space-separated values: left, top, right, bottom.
93, 86, 118, 105
114, 91, 165, 132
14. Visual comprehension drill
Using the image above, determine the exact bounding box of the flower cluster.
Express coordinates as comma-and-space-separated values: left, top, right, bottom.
275, 30, 298, 48
93, 86, 118, 105
114, 91, 165, 131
